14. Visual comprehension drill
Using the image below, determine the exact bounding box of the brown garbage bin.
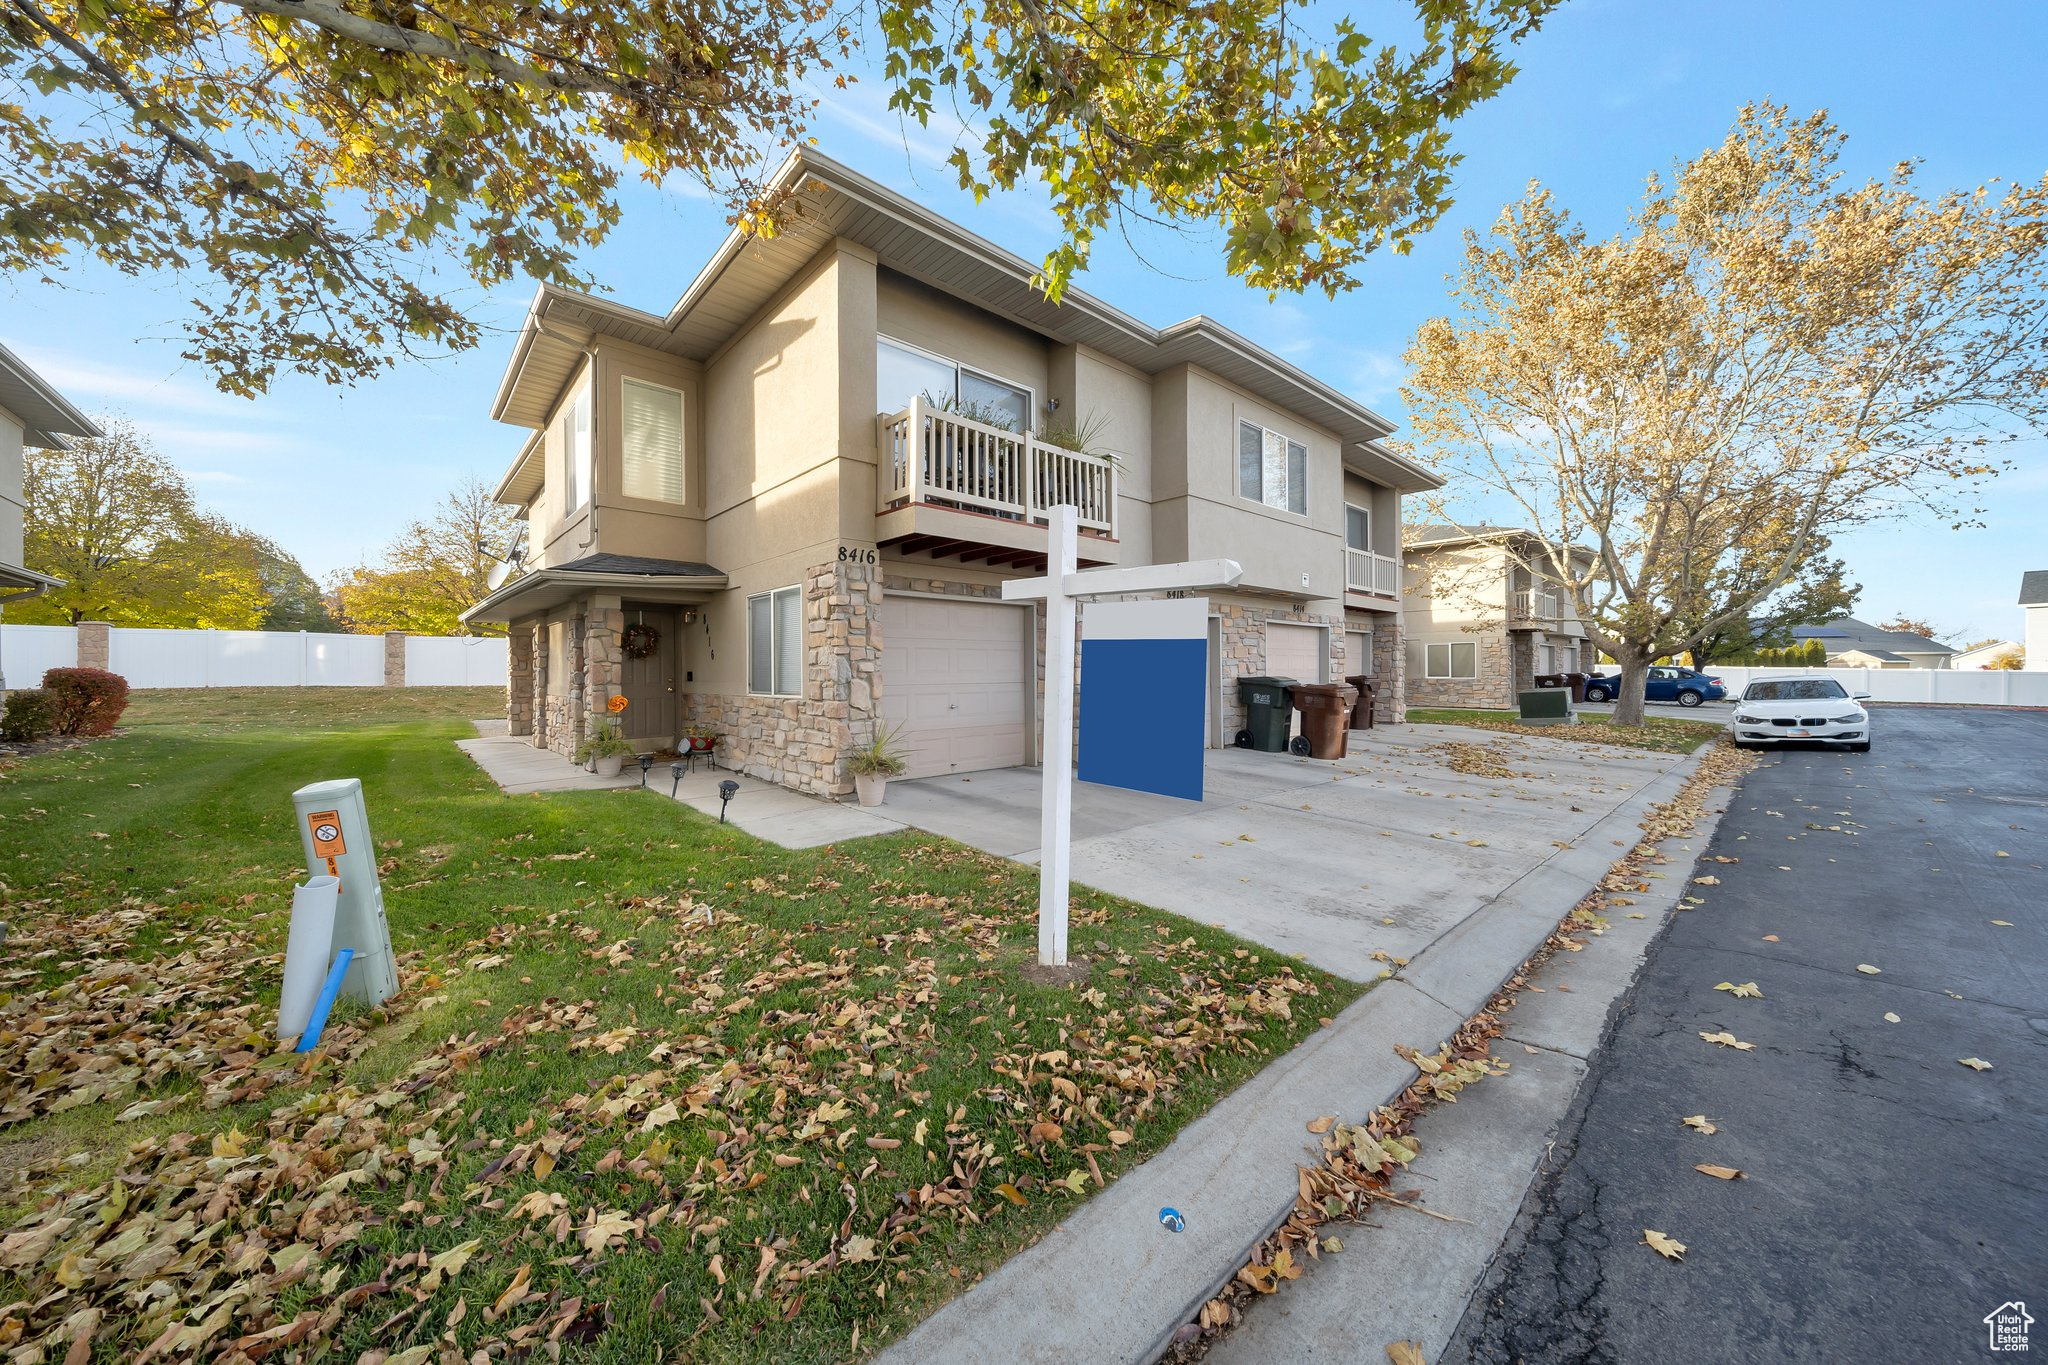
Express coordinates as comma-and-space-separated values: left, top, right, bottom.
1533, 672, 1564, 690
1564, 671, 1589, 703
1289, 682, 1360, 759
1344, 674, 1378, 730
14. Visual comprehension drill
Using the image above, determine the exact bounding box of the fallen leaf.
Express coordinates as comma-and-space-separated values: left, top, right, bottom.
1387, 1342, 1427, 1365
1856, 964, 1882, 975
1107, 1130, 1133, 1146
1693, 876, 1720, 886
1643, 1229, 1687, 1260
1681, 1114, 1719, 1134
1990, 920, 2013, 927
1714, 981, 1764, 998
1995, 851, 2010, 858
840, 1236, 880, 1264
1959, 1057, 1993, 1071
1761, 935, 1780, 942
1694, 1164, 1744, 1180
865, 1135, 901, 1150
1883, 1012, 1900, 1023
1698, 1031, 1755, 1051
995, 1183, 1027, 1207
1306, 1116, 1336, 1134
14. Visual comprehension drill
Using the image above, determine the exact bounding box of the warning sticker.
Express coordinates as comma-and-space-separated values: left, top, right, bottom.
307, 810, 346, 858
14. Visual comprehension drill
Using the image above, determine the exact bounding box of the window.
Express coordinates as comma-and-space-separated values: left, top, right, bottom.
877, 337, 1032, 432
561, 385, 591, 511
1345, 504, 1371, 553
1238, 420, 1307, 515
622, 378, 685, 503
1426, 641, 1478, 680
747, 587, 803, 696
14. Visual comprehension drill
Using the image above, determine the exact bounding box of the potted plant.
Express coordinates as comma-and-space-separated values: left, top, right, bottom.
846, 722, 908, 806
680, 723, 719, 758
575, 725, 636, 777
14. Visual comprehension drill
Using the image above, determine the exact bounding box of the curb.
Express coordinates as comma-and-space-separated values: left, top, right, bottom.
882, 746, 1712, 1365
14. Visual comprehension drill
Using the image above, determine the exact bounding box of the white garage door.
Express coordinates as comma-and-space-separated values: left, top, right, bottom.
1266, 622, 1327, 683
881, 595, 1031, 780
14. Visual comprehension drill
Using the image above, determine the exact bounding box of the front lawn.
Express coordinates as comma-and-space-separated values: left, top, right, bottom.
1406, 706, 1722, 755
0, 688, 1354, 1361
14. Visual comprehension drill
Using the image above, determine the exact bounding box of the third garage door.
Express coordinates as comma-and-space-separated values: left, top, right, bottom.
881, 595, 1031, 779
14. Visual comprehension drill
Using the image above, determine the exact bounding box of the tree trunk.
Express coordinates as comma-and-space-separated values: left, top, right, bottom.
1609, 643, 1652, 727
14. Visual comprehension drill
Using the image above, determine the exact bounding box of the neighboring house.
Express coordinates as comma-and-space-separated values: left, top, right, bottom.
462, 149, 1440, 797
1788, 616, 1954, 668
1401, 525, 1593, 711
1951, 639, 2022, 670
0, 342, 98, 690
2022, 571, 2048, 671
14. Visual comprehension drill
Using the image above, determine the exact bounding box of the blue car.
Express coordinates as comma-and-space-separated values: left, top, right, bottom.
1582, 665, 1727, 708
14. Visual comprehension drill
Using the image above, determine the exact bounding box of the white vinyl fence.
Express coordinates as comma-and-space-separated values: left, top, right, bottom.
0, 624, 507, 690
1710, 665, 2048, 708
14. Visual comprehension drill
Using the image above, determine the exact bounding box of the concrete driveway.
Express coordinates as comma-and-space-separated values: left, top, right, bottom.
883, 725, 1699, 981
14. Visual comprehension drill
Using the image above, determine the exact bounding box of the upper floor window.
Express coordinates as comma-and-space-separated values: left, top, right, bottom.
1238, 421, 1307, 516
622, 378, 685, 503
747, 586, 803, 696
1345, 503, 1371, 553
878, 336, 1032, 433
561, 384, 591, 511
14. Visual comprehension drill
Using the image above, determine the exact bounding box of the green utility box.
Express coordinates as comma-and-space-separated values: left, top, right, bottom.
1235, 676, 1297, 752
1516, 688, 1576, 726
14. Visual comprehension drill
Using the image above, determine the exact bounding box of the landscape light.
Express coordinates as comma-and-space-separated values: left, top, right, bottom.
670, 761, 686, 798
718, 779, 739, 823
638, 753, 653, 787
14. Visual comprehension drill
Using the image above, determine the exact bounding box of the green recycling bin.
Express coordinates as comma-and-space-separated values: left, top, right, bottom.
1235, 676, 1296, 752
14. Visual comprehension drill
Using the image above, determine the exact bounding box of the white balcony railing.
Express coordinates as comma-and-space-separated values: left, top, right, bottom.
1346, 548, 1401, 596
878, 397, 1117, 535
1512, 589, 1564, 621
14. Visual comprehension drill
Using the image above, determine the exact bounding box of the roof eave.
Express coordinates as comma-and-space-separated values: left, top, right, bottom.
0, 341, 103, 446
459, 567, 730, 625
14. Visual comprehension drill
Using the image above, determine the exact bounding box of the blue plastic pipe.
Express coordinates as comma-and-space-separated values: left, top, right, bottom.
294, 947, 355, 1053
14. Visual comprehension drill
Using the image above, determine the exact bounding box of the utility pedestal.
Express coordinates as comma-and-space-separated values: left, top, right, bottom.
290, 778, 399, 1006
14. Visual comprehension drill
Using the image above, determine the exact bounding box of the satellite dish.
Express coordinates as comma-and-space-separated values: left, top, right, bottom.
484, 524, 527, 591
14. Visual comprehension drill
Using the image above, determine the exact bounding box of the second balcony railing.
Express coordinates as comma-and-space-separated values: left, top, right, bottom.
879, 397, 1117, 535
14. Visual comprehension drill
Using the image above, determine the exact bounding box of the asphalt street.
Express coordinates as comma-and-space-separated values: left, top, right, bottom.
1445, 707, 2048, 1363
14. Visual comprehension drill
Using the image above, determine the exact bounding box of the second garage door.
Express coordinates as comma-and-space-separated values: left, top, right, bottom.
1266, 621, 1327, 683
880, 595, 1032, 779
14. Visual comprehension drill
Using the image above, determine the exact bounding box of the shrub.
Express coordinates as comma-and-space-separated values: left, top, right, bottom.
0, 688, 56, 741
41, 667, 131, 736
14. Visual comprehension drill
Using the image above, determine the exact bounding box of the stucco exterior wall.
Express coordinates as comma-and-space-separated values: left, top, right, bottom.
0, 403, 25, 572
876, 268, 1051, 413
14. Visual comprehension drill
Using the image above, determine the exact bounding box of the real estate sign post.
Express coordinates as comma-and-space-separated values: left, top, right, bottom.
1004, 505, 1241, 966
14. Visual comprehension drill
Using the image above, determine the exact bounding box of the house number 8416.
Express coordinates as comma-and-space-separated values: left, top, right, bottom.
838, 546, 878, 566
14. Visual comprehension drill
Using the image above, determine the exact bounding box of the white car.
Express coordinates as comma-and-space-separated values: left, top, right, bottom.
1729, 678, 1873, 752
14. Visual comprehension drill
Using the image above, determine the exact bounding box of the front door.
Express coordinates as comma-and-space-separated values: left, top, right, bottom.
620, 606, 679, 741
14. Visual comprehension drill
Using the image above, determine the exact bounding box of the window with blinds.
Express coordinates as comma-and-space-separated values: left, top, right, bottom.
562, 385, 591, 510
747, 586, 803, 696
622, 378, 685, 502
1237, 419, 1307, 515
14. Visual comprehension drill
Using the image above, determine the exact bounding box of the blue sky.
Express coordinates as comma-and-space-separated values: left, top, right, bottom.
6, 0, 2044, 642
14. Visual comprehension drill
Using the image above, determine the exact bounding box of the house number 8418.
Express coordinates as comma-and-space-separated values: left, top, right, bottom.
838, 546, 878, 566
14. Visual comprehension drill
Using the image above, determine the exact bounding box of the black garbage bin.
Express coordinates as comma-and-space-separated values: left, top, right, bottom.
1344, 675, 1378, 729
1235, 676, 1296, 752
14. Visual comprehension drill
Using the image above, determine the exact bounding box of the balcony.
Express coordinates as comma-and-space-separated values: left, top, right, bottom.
1345, 548, 1401, 598
878, 398, 1118, 562
1510, 588, 1565, 624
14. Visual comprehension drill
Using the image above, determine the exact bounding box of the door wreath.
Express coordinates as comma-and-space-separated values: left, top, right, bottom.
621, 622, 661, 659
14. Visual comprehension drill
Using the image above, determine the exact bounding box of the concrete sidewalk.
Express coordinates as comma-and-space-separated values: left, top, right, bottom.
454, 730, 906, 849
881, 740, 1717, 1365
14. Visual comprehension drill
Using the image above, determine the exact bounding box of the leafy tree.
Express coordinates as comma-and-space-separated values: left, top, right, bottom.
1, 0, 1556, 394
247, 535, 340, 632
1400, 105, 2048, 725
1874, 613, 1964, 644
1986, 647, 2025, 671
330, 476, 516, 636
15, 421, 269, 626
1685, 545, 1860, 666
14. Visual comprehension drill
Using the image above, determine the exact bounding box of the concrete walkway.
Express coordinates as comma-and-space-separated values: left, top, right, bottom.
454, 731, 906, 850
881, 734, 1717, 1365
884, 726, 1691, 982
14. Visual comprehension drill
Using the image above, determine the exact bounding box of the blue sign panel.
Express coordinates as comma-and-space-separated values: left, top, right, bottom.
1078, 598, 1208, 801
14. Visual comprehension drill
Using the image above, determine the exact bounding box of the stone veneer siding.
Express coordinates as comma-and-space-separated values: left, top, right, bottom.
684, 560, 883, 798
1212, 601, 1349, 740
542, 612, 586, 759
1346, 613, 1407, 725
1406, 630, 1515, 710
76, 621, 110, 671
506, 628, 534, 736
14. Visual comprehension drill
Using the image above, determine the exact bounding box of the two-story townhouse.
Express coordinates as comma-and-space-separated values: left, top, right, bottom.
0, 342, 96, 658
1402, 525, 1594, 710
462, 149, 1439, 798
